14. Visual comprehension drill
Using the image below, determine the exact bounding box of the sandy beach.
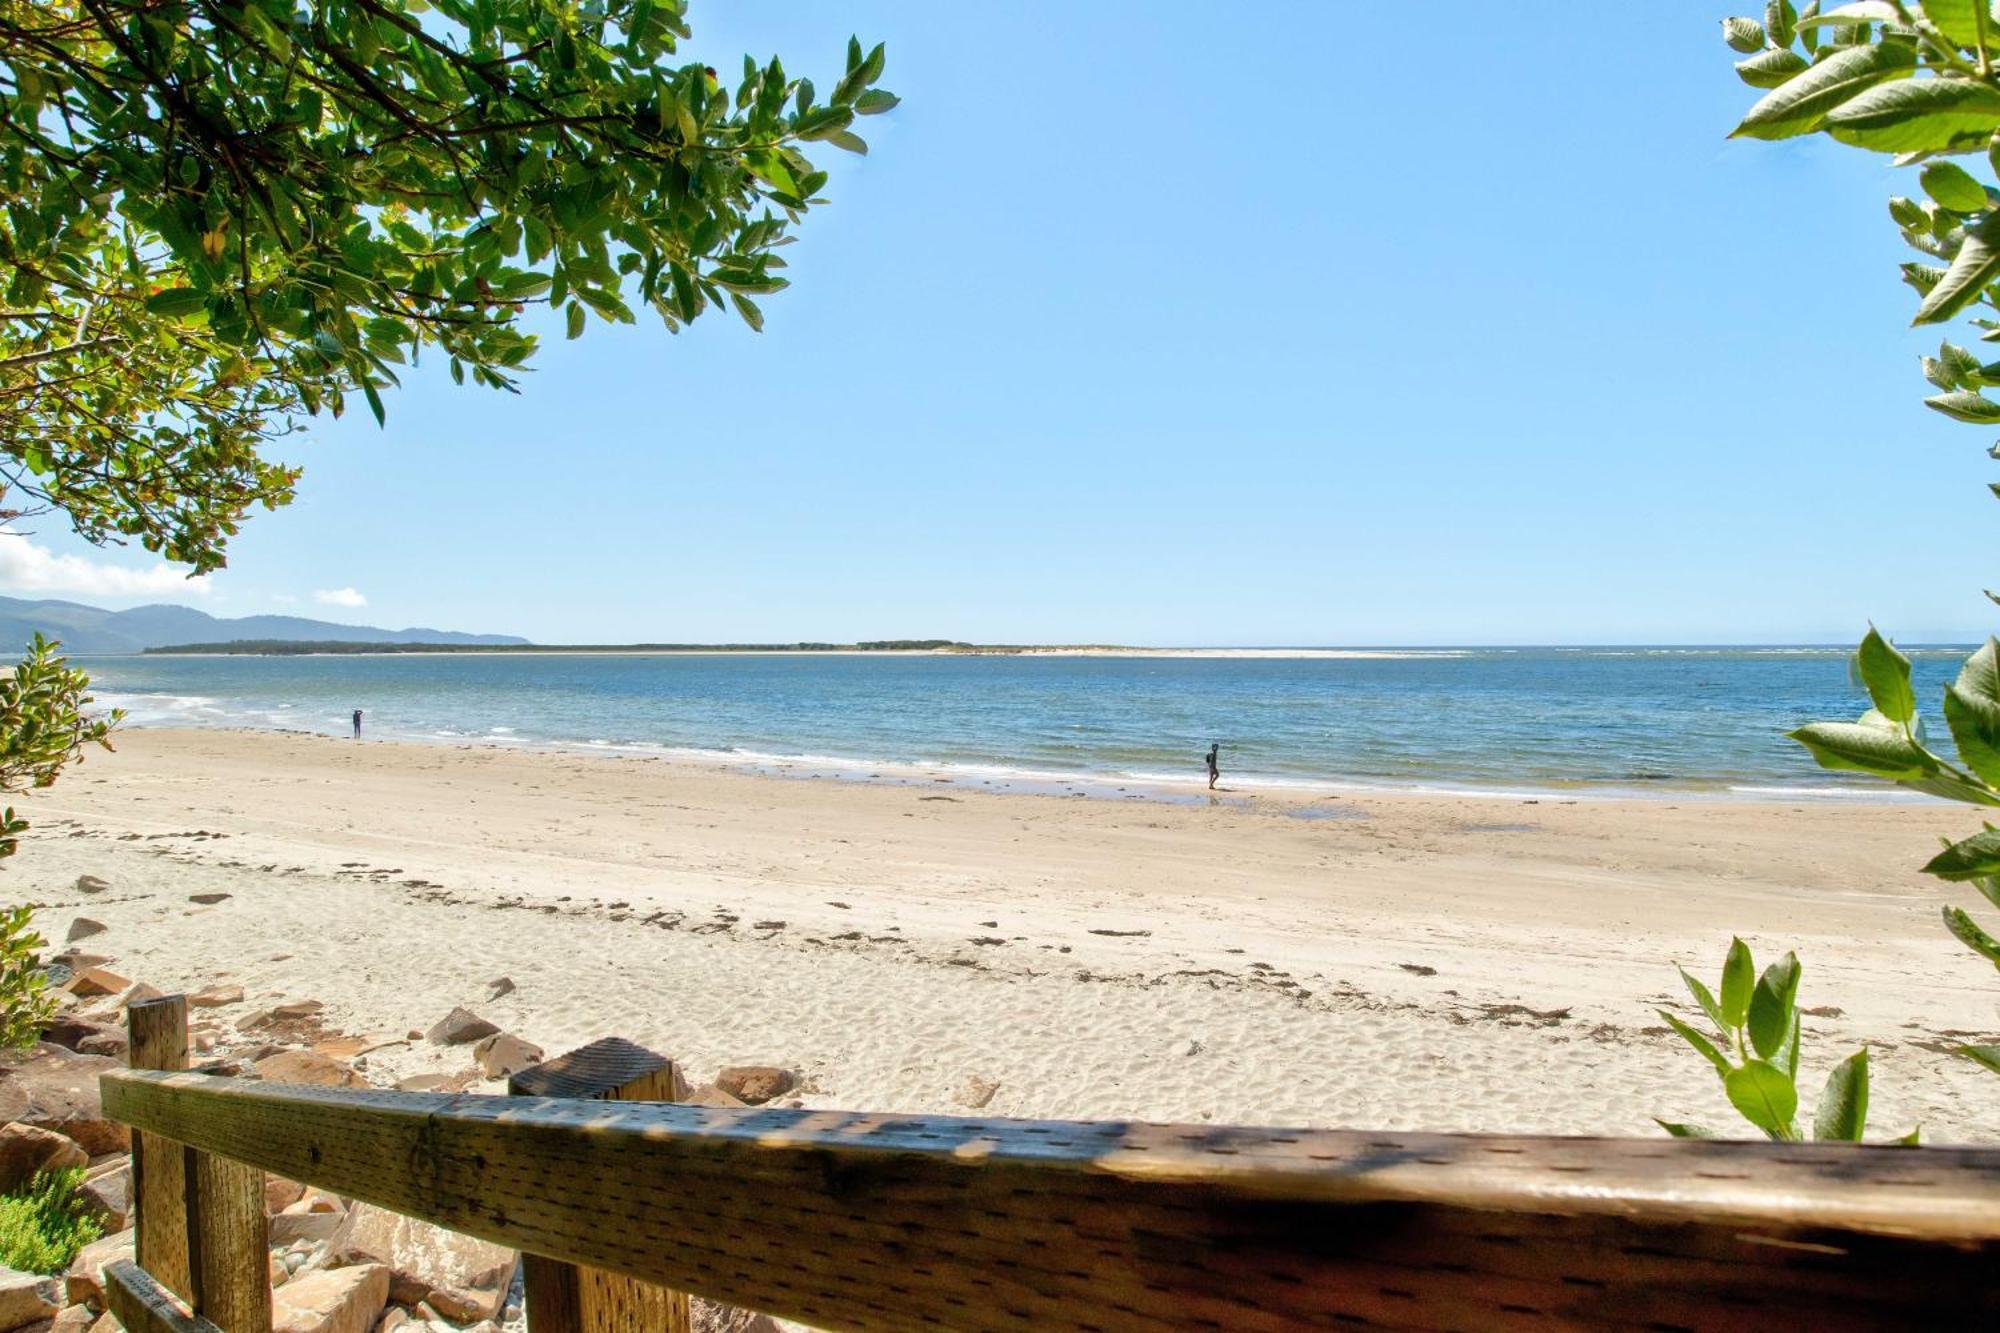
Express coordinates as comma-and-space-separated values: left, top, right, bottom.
11, 727, 1997, 1140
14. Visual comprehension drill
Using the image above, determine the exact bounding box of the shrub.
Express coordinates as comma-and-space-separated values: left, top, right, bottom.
0, 905, 54, 1053
0, 1169, 103, 1274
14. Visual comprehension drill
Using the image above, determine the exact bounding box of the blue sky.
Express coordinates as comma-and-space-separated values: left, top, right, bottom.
8, 3, 1997, 645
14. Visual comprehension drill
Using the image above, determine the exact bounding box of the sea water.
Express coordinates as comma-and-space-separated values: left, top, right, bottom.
77, 647, 1974, 799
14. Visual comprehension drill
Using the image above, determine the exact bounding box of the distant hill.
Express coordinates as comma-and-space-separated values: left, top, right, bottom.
0, 596, 529, 655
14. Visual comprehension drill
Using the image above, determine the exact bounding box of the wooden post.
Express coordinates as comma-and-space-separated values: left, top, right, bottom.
509, 1037, 692, 1333
125, 997, 271, 1333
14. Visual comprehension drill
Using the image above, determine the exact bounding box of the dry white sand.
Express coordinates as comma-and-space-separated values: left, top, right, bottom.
11, 728, 1997, 1141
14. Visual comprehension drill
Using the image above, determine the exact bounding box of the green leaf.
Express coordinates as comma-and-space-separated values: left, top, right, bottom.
1724, 1060, 1799, 1139
1921, 161, 1990, 212
1748, 952, 1801, 1059
1813, 1049, 1869, 1141
855, 89, 900, 115
1926, 388, 2000, 420
1737, 48, 1811, 88
827, 130, 869, 155
565, 301, 586, 340
1921, 828, 2000, 879
1659, 1009, 1732, 1076
1720, 937, 1755, 1029
1826, 76, 2000, 154
1958, 1043, 2000, 1074
1768, 0, 1799, 46
1927, 0, 1996, 50
1944, 640, 2000, 786
1731, 41, 1917, 141
1941, 904, 2000, 964
1724, 16, 1768, 52
1789, 720, 1935, 779
1798, 1, 1899, 27
144, 288, 208, 318
1891, 1124, 1923, 1144
1677, 964, 1728, 1031
1854, 627, 1915, 722
1654, 1120, 1723, 1139
1914, 214, 2000, 324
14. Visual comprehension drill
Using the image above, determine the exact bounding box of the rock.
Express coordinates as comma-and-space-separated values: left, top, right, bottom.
62, 1231, 132, 1309
187, 892, 231, 905
270, 1264, 390, 1333
71, 1033, 126, 1061
73, 1162, 127, 1231
325, 1203, 515, 1324
71, 877, 108, 895
691, 1298, 787, 1333
112, 983, 163, 1012
62, 921, 103, 945
266, 1175, 307, 1213
47, 1305, 93, 1333
270, 1207, 346, 1247
272, 1000, 324, 1021
954, 1075, 1000, 1109
270, 1253, 289, 1289
424, 1008, 498, 1046
470, 1033, 542, 1080
253, 1050, 366, 1089
33, 1019, 118, 1057
189, 985, 244, 1008
485, 977, 515, 1001
0, 1047, 127, 1155
0, 1266, 57, 1332
683, 1083, 747, 1109
58, 970, 127, 1001
393, 1073, 479, 1095
712, 1066, 796, 1105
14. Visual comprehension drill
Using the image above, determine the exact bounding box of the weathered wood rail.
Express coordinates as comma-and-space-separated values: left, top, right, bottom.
98, 996, 2000, 1332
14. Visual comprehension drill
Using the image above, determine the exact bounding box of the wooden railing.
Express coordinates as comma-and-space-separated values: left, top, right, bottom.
97, 996, 2000, 1331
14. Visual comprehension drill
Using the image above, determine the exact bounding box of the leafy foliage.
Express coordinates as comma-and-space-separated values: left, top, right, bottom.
1721, 2, 2000, 1078
0, 1, 895, 570
0, 1169, 104, 1274
1656, 938, 1915, 1142
0, 904, 53, 1052
0, 633, 119, 860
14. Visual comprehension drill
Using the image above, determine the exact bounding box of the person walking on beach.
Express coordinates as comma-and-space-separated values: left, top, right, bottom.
1205, 742, 1220, 790
351, 708, 363, 739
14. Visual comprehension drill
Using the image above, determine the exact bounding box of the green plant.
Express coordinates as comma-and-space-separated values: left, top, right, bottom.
1657, 937, 1916, 1141
0, 1169, 103, 1274
0, 904, 53, 1052
1719, 2, 2000, 1078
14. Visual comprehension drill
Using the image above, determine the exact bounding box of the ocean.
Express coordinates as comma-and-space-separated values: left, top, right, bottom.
77, 646, 1976, 800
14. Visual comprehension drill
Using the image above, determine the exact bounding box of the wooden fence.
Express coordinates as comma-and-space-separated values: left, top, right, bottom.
97, 995, 2000, 1331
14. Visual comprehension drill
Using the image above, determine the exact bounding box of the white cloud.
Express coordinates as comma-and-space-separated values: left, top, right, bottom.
314, 587, 367, 608
0, 537, 211, 599
271, 593, 298, 605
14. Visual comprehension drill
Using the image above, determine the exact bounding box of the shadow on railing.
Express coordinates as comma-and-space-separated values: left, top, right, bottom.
98, 995, 2000, 1332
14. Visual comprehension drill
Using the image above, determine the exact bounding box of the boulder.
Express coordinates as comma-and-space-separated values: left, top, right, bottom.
61, 921, 103, 945
74, 1162, 127, 1232
270, 1206, 346, 1247
71, 877, 108, 895
0, 1047, 127, 1155
270, 1264, 390, 1333
47, 1305, 93, 1332
0, 1123, 87, 1194
58, 971, 127, 1001
63, 1231, 132, 1309
29, 1020, 116, 1057
683, 1084, 748, 1109
70, 1034, 126, 1062
471, 1033, 542, 1080
189, 985, 244, 1009
325, 1203, 515, 1323
253, 1050, 366, 1089
0, 1266, 56, 1332
712, 1066, 796, 1106
424, 1009, 497, 1046
111, 984, 163, 1013
266, 1174, 308, 1214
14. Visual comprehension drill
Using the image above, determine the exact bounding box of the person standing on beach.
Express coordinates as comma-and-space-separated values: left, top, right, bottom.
1205, 742, 1220, 790
352, 709, 363, 739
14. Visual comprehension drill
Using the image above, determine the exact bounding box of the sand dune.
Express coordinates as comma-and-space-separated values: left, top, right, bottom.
14, 728, 1997, 1140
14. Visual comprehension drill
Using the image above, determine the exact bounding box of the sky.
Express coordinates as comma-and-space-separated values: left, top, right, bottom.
8, 2, 1999, 646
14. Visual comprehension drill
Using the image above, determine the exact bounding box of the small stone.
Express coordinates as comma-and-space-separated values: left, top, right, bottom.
425, 1008, 498, 1046
273, 1000, 325, 1020
59, 969, 129, 1000
485, 977, 515, 1000
63, 920, 104, 945
114, 983, 164, 1011
72, 876, 108, 895
270, 1264, 390, 1333
0, 1266, 57, 1331
48, 1305, 94, 1333
270, 1254, 289, 1289
712, 1066, 796, 1106
63, 1231, 133, 1309
954, 1075, 1000, 1109
253, 1049, 366, 1089
471, 1033, 542, 1079
188, 892, 231, 905
190, 984, 245, 1008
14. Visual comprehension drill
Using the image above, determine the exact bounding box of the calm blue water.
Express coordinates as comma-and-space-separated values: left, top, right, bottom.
74, 647, 1976, 797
